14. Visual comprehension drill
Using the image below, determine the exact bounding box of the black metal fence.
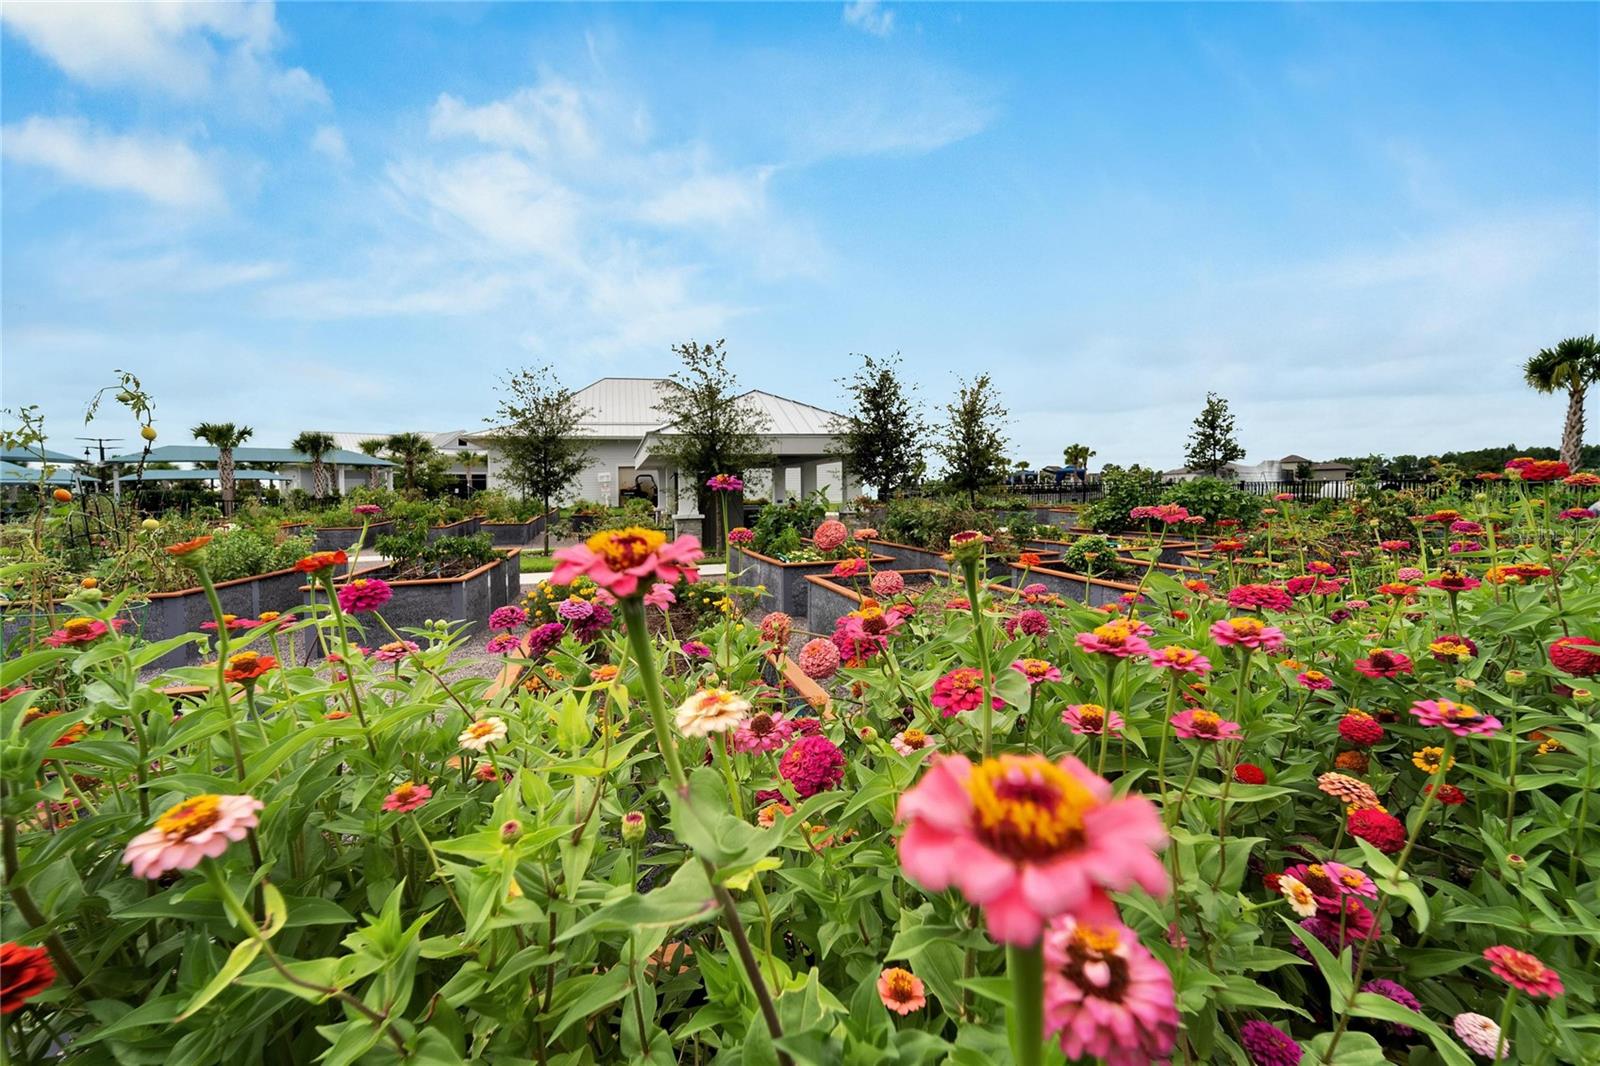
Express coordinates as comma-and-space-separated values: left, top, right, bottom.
1000, 477, 1515, 505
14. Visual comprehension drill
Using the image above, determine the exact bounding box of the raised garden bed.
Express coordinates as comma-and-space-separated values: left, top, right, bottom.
800, 567, 951, 636
868, 538, 1051, 583
426, 516, 482, 541
299, 549, 521, 655
726, 545, 894, 617
481, 511, 554, 547
1004, 561, 1146, 609
312, 519, 395, 553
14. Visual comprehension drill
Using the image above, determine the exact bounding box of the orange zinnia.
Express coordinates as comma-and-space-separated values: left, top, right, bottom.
294, 550, 348, 573
165, 535, 213, 557
223, 651, 278, 683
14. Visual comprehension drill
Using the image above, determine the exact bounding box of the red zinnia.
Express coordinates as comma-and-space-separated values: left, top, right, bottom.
0, 942, 55, 1014
1233, 763, 1267, 785
1422, 783, 1466, 806
1346, 808, 1405, 853
1338, 713, 1384, 748
1353, 649, 1413, 679
1512, 459, 1569, 482
1548, 636, 1600, 678
1483, 945, 1564, 998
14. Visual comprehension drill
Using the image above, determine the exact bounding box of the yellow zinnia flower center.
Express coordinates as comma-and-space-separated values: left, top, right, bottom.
156, 795, 222, 840
586, 527, 667, 570
966, 755, 1096, 861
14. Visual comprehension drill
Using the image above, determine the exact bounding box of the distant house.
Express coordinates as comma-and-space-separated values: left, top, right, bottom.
105, 445, 393, 494
1164, 455, 1355, 483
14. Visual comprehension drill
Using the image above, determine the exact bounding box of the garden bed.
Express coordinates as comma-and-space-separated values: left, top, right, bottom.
299, 549, 521, 654
311, 519, 394, 553
426, 516, 482, 541
1004, 560, 1146, 608
726, 544, 894, 617
481, 511, 554, 547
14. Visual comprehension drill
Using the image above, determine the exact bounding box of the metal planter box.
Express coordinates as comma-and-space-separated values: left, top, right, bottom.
312, 520, 395, 553
727, 546, 894, 617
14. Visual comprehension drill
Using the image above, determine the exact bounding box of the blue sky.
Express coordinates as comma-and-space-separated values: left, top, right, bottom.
3, 1, 1596, 470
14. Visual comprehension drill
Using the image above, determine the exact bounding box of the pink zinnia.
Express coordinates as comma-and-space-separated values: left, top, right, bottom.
1410, 698, 1501, 737
1149, 645, 1212, 674
1482, 945, 1563, 998
1043, 916, 1178, 1066
870, 570, 905, 598
1209, 617, 1285, 651
727, 526, 755, 543
1296, 670, 1334, 691
382, 782, 432, 813
813, 519, 848, 551
352, 503, 383, 516
779, 735, 846, 797
706, 473, 744, 492
1061, 703, 1124, 736
1170, 709, 1242, 741
1395, 566, 1424, 582
1075, 619, 1152, 658
486, 633, 520, 655
642, 582, 676, 610
488, 604, 527, 630
1011, 658, 1062, 685
797, 638, 840, 679
896, 752, 1168, 945
732, 710, 795, 754
551, 527, 702, 598
831, 558, 865, 579
373, 639, 420, 663
1353, 648, 1413, 678
931, 667, 1001, 716
1227, 584, 1293, 612
122, 794, 263, 879
42, 617, 122, 647
1004, 609, 1052, 639
337, 577, 393, 613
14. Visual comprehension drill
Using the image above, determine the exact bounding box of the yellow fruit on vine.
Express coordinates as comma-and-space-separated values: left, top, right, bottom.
141, 518, 161, 531
140, 425, 158, 441
80, 577, 98, 589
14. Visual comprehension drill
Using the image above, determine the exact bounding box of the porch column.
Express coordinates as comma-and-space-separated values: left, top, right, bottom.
799, 461, 818, 501
769, 463, 787, 504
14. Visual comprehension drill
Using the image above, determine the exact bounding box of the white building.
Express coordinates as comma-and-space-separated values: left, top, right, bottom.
1164, 454, 1355, 483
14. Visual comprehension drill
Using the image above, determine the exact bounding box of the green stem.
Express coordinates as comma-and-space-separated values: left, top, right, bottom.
961, 559, 995, 757
1005, 942, 1045, 1066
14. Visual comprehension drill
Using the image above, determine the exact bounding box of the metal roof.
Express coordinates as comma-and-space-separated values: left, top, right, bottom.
105, 445, 392, 466
317, 431, 475, 454
569, 378, 673, 437
0, 460, 76, 486
1, 443, 82, 463
115, 468, 292, 483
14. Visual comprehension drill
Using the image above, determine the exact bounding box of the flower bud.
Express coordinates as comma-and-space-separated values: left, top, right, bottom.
1506, 853, 1527, 871
1503, 669, 1528, 688
140, 425, 158, 442
856, 725, 878, 743
141, 518, 161, 531
500, 819, 523, 843
1572, 687, 1594, 705
621, 811, 646, 843
948, 530, 989, 565
1453, 677, 1476, 694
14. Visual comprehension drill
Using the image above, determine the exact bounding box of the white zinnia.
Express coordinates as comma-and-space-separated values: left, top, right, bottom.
459, 716, 508, 752
1277, 874, 1319, 918
674, 689, 750, 737
1453, 1013, 1507, 1059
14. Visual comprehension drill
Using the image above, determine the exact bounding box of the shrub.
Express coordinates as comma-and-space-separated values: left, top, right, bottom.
1157, 477, 1263, 529
1061, 534, 1133, 580
1083, 465, 1164, 532
751, 494, 827, 556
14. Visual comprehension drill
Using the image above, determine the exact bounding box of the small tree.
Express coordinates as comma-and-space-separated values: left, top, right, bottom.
1523, 335, 1600, 469
357, 438, 388, 490
1062, 443, 1096, 483
934, 373, 1010, 506
1183, 392, 1245, 478
653, 339, 773, 550
488, 367, 592, 553
384, 432, 437, 496
191, 421, 253, 514
1293, 460, 1313, 482
290, 431, 336, 500
831, 353, 925, 500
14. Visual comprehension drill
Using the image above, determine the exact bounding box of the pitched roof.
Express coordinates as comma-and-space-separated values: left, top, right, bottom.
115, 468, 294, 483
105, 445, 391, 466
0, 460, 76, 485
1, 443, 82, 464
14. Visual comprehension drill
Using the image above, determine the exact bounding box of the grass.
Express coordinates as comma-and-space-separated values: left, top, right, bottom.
520, 552, 556, 573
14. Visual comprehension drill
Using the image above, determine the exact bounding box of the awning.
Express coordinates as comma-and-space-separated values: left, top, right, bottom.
115, 468, 294, 483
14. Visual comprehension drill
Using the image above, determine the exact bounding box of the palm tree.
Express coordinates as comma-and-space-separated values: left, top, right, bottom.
1063, 443, 1096, 481
191, 422, 253, 514
290, 431, 337, 500
1524, 336, 1600, 469
384, 432, 436, 495
457, 450, 487, 497
357, 438, 389, 490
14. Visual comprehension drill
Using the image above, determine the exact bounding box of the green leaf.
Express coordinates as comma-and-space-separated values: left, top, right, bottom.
1285, 918, 1353, 1009
1301, 1031, 1389, 1065
558, 860, 718, 942
176, 936, 261, 1020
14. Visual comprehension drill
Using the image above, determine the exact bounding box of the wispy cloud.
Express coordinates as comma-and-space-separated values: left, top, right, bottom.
0, 0, 326, 115
843, 1, 895, 38
310, 125, 351, 166
2, 116, 226, 209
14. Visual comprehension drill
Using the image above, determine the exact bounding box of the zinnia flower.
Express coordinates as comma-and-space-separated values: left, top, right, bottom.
458, 716, 508, 751
675, 689, 750, 737
1296, 670, 1333, 691
1410, 698, 1501, 737
1412, 746, 1454, 774
1012, 658, 1062, 685
337, 577, 393, 613
1076, 619, 1152, 658
1423, 782, 1467, 805
1378, 540, 1412, 553
1149, 646, 1211, 674
552, 527, 702, 598
123, 794, 263, 879
1209, 617, 1285, 651
1005, 609, 1052, 639
1482, 945, 1563, 998
1426, 570, 1481, 593
813, 519, 849, 551
1042, 915, 1179, 1066
1278, 875, 1318, 917
383, 782, 432, 813
779, 735, 846, 797
726, 526, 755, 544
0, 943, 56, 1014
1239, 1019, 1301, 1066
1548, 636, 1600, 677
877, 967, 926, 1015
557, 597, 595, 621
1429, 635, 1478, 662
352, 503, 383, 516
1227, 584, 1293, 612
488, 604, 527, 630
1454, 1013, 1508, 1058
223, 651, 277, 683
1337, 712, 1383, 747
732, 710, 795, 753
294, 550, 347, 573
373, 640, 420, 663
870, 570, 905, 597
1361, 979, 1422, 1036
1353, 649, 1413, 678
486, 633, 520, 655
760, 611, 792, 646
831, 558, 866, 579
165, 535, 213, 557
1317, 772, 1382, 810
1346, 808, 1405, 853
895, 752, 1167, 945
680, 639, 711, 659
797, 638, 840, 679
890, 728, 938, 756
42, 617, 120, 647
1061, 703, 1124, 736
1170, 709, 1241, 741
1234, 762, 1267, 784
526, 622, 565, 657
931, 667, 1001, 716
706, 473, 744, 492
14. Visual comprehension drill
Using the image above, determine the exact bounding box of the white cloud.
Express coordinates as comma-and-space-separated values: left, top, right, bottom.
638, 168, 774, 229
843, 1, 895, 37
311, 124, 351, 165
2, 116, 225, 209
0, 1, 326, 112
428, 81, 598, 161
